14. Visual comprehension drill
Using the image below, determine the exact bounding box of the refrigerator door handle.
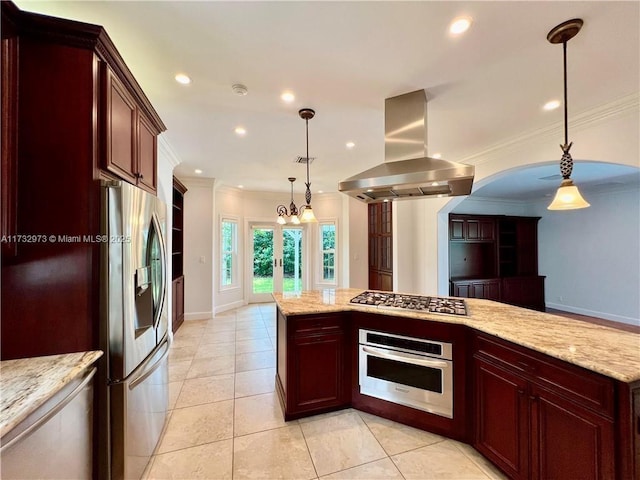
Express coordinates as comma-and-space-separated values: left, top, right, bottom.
109, 334, 172, 386
129, 336, 172, 390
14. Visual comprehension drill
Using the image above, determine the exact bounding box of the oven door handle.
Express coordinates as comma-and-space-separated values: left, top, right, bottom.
362, 346, 450, 369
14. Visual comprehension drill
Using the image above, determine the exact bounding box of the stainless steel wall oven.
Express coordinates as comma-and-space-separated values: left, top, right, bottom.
358, 329, 453, 418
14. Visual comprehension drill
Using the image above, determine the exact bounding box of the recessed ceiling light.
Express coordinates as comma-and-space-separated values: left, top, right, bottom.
318, 190, 324, 194
281, 91, 295, 103
235, 126, 247, 136
194, 169, 203, 174
431, 182, 439, 186
449, 16, 472, 35
346, 142, 355, 149
432, 153, 442, 159
543, 100, 561, 111
238, 185, 244, 189
175, 73, 192, 85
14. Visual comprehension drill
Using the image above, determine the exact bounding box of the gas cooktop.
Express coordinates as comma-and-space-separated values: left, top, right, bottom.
350, 291, 468, 316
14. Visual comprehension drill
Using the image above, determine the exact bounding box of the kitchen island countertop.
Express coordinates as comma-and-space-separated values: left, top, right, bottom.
273, 288, 640, 383
0, 350, 103, 438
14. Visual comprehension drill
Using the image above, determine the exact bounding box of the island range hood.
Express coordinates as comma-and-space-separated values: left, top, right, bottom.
339, 89, 474, 203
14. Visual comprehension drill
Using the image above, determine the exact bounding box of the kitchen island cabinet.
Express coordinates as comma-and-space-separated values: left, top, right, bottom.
272, 288, 640, 479
474, 333, 616, 479
276, 309, 350, 419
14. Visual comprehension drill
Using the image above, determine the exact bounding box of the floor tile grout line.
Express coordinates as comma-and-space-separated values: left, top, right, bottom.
297, 420, 321, 480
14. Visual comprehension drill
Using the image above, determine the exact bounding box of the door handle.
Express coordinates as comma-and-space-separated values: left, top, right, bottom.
279, 258, 282, 267
274, 258, 277, 267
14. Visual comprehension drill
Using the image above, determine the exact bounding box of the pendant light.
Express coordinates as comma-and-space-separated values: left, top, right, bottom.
276, 177, 300, 225
298, 108, 317, 223
547, 19, 590, 210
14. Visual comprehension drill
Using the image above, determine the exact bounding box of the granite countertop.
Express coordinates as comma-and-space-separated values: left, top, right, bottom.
0, 350, 103, 438
273, 289, 640, 383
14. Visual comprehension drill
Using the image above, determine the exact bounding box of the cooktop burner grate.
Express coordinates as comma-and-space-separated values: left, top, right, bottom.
349, 291, 468, 316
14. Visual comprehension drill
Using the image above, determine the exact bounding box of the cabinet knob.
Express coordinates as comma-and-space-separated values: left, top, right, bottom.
517, 389, 525, 396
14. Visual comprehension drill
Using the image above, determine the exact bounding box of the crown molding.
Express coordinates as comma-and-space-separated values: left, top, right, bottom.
158, 135, 183, 169
179, 176, 216, 188
460, 93, 639, 166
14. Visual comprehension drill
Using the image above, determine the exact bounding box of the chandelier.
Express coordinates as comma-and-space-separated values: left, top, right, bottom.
276, 177, 300, 225
546, 19, 590, 210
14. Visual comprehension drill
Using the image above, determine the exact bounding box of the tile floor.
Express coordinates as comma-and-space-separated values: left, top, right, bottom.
143, 303, 507, 480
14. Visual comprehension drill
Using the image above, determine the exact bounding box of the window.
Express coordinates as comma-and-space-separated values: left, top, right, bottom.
320, 222, 336, 284
221, 217, 238, 288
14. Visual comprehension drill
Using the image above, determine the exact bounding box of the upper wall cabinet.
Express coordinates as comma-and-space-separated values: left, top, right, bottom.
103, 68, 159, 194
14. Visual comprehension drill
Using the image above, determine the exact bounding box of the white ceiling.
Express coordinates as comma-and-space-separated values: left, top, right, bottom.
15, 1, 640, 199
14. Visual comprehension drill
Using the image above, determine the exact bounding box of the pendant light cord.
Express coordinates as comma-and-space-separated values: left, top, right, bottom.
563, 40, 568, 146
305, 117, 311, 205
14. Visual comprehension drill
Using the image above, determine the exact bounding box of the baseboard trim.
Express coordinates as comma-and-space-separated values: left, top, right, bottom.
214, 300, 246, 315
545, 302, 639, 327
184, 311, 213, 321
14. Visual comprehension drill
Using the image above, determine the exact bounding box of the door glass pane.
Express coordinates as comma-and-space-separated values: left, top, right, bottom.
321, 223, 336, 282
252, 228, 274, 293
148, 217, 164, 322
283, 227, 303, 293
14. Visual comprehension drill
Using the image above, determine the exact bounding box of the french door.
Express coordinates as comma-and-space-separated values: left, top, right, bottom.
249, 224, 305, 303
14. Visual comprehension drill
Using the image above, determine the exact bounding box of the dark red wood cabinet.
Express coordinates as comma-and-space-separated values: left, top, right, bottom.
449, 214, 545, 311
0, 2, 165, 360
368, 202, 393, 291
103, 68, 159, 194
474, 333, 616, 479
276, 309, 350, 419
171, 177, 187, 333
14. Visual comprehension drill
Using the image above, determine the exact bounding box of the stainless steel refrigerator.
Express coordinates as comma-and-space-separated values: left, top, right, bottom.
101, 180, 171, 479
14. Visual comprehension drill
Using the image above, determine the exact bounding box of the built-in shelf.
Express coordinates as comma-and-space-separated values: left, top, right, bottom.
172, 177, 187, 333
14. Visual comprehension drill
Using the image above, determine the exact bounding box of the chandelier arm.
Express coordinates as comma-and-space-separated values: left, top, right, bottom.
276, 205, 288, 216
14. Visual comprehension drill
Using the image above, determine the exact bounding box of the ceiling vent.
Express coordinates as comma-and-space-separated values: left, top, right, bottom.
294, 156, 316, 164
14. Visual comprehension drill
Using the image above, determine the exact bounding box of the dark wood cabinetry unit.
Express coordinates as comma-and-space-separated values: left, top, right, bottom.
368, 202, 393, 291
0, 2, 165, 360
276, 309, 350, 419
103, 68, 159, 194
474, 334, 616, 479
449, 214, 545, 310
171, 177, 187, 333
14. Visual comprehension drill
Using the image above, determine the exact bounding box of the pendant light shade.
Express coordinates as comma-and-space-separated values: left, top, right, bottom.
547, 179, 591, 210
546, 19, 590, 211
299, 108, 317, 223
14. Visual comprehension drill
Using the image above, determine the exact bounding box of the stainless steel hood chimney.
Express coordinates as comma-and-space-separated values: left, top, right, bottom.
339, 90, 474, 202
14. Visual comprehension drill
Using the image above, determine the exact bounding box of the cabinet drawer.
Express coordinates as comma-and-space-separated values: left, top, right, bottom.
475, 335, 614, 418
291, 316, 344, 335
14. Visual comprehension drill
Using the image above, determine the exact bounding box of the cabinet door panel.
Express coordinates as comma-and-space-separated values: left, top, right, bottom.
450, 219, 464, 240
104, 70, 136, 183
293, 333, 343, 410
475, 358, 529, 479
137, 113, 157, 193
533, 386, 615, 480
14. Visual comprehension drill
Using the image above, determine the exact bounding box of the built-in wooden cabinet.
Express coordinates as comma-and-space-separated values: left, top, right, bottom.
451, 278, 501, 301
449, 214, 545, 310
276, 309, 350, 419
171, 177, 187, 333
0, 2, 165, 359
474, 333, 616, 479
103, 68, 159, 194
368, 202, 393, 291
